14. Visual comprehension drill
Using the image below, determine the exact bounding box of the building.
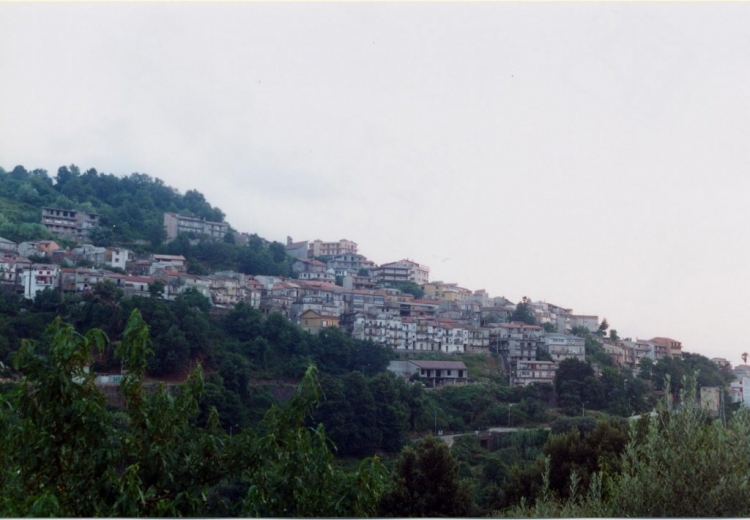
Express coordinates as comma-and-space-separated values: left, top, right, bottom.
373, 259, 430, 286
106, 247, 132, 270
0, 256, 31, 286
21, 264, 59, 299
568, 314, 599, 333
700, 387, 721, 417
498, 322, 545, 363
151, 254, 187, 273
0, 236, 17, 255
513, 360, 557, 387
423, 281, 472, 302
163, 212, 229, 241
544, 333, 586, 362
284, 238, 309, 260
291, 257, 328, 275
308, 239, 358, 258
649, 337, 682, 357
387, 360, 468, 388
326, 253, 369, 276
299, 309, 340, 333
41, 207, 100, 240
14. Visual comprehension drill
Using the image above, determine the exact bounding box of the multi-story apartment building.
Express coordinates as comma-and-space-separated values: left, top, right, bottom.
163, 212, 229, 241
344, 289, 386, 315
649, 337, 682, 357
308, 239, 358, 258
423, 281, 472, 302
349, 313, 406, 351
569, 314, 599, 333
326, 253, 368, 276
543, 333, 586, 362
399, 299, 439, 318
513, 360, 557, 387
498, 322, 545, 364
41, 207, 100, 240
466, 327, 491, 353
622, 339, 656, 364
372, 259, 430, 286
21, 264, 59, 299
602, 341, 626, 367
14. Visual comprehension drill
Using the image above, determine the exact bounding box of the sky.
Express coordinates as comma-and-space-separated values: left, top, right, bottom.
2, 2, 750, 365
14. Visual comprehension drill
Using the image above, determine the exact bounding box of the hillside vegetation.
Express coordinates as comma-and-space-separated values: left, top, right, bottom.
0, 163, 745, 517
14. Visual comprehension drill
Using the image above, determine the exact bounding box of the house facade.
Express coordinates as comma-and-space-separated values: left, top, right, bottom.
387, 360, 468, 388
41, 207, 100, 239
163, 212, 229, 241
544, 333, 586, 362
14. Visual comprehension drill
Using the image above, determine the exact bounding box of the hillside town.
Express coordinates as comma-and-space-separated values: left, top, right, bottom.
1, 209, 747, 405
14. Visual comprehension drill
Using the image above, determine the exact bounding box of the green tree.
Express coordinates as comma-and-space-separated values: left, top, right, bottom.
596, 318, 609, 337
0, 311, 387, 517
379, 435, 474, 517
511, 297, 536, 325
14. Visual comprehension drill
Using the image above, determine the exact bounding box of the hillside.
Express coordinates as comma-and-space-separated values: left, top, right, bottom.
0, 164, 225, 247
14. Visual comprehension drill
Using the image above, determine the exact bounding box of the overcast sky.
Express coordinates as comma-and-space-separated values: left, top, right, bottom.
2, 2, 749, 364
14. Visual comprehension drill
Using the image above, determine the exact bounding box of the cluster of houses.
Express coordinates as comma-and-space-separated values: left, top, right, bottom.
0, 226, 697, 390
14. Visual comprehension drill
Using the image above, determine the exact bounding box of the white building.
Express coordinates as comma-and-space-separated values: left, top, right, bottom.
544, 333, 586, 362
21, 264, 59, 299
106, 247, 132, 271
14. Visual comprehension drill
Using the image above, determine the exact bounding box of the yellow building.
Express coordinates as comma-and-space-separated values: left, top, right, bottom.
299, 309, 340, 333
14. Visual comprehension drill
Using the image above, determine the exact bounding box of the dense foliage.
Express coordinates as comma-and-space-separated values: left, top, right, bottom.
0, 311, 386, 517
0, 164, 294, 276
501, 379, 750, 517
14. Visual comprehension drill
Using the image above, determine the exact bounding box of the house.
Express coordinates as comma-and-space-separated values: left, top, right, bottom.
122, 275, 153, 296
326, 253, 369, 276
292, 257, 328, 275
372, 259, 430, 286
649, 337, 682, 357
284, 237, 309, 260
308, 238, 358, 258
347, 312, 407, 351
498, 322, 545, 363
21, 264, 60, 299
299, 309, 340, 333
711, 358, 732, 371
151, 254, 187, 273
423, 281, 471, 302
163, 212, 229, 241
513, 360, 557, 387
0, 256, 31, 285
568, 314, 599, 333
106, 247, 132, 270
466, 327, 490, 353
602, 341, 626, 367
41, 207, 100, 240
388, 360, 468, 388
71, 244, 107, 266
0, 236, 17, 254
700, 387, 721, 416
544, 333, 586, 362
730, 376, 750, 406
152, 269, 209, 300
